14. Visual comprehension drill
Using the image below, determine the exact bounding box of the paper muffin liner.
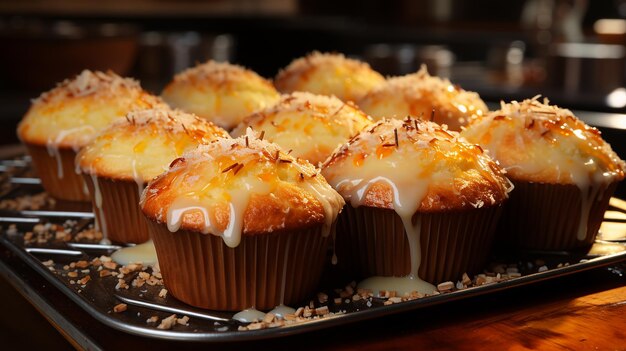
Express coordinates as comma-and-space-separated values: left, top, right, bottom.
335, 205, 503, 284
24, 143, 90, 201
148, 221, 331, 311
497, 180, 618, 251
83, 175, 149, 244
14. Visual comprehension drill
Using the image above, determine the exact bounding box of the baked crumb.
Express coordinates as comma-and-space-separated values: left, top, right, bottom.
113, 303, 127, 313
177, 315, 190, 326
78, 275, 91, 285
157, 314, 178, 330
437, 281, 454, 292
0, 192, 55, 211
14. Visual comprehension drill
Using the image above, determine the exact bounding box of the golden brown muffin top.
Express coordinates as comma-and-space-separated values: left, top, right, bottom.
461, 96, 626, 185
322, 117, 512, 215
77, 108, 230, 183
17, 70, 165, 149
231, 92, 373, 166
274, 52, 385, 102
140, 129, 345, 247
161, 61, 280, 130
357, 66, 488, 131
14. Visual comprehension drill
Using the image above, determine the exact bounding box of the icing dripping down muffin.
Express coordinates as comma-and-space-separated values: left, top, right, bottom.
76, 108, 229, 244
139, 130, 345, 310
322, 117, 511, 291
462, 96, 625, 249
323, 117, 512, 214
141, 129, 345, 248
17, 69, 165, 201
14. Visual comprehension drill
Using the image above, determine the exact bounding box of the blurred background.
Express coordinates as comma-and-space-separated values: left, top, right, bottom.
1, 0, 625, 144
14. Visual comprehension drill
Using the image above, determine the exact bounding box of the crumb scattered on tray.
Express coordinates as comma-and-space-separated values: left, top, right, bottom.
0, 192, 55, 211
113, 303, 127, 313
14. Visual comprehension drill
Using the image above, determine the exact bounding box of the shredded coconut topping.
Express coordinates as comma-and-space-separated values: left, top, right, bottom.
323, 116, 513, 210
112, 108, 226, 136
327, 117, 469, 160
33, 70, 141, 104
235, 92, 371, 130
173, 128, 317, 176
268, 92, 350, 114
464, 96, 626, 179
277, 52, 378, 78
171, 60, 272, 86
365, 65, 484, 109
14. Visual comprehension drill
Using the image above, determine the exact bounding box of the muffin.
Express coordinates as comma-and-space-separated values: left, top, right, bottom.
322, 117, 512, 293
140, 129, 345, 311
232, 92, 373, 166
274, 52, 385, 103
17, 70, 165, 201
161, 61, 280, 130
76, 108, 229, 244
357, 66, 488, 131
461, 97, 626, 250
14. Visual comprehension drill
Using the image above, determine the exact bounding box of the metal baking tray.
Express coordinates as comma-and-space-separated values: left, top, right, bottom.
1, 155, 625, 342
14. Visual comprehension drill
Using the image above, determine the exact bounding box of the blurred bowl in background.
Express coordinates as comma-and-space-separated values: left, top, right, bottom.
135, 31, 235, 92
363, 43, 455, 77
0, 20, 139, 90
546, 43, 625, 95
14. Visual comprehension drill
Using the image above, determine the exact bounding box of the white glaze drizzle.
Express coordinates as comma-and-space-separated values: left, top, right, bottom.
152, 129, 344, 250
300, 179, 344, 237
111, 240, 158, 266
279, 235, 291, 305
81, 180, 90, 196
462, 97, 625, 241
233, 308, 266, 323
323, 118, 509, 294
166, 199, 213, 234
131, 159, 146, 197
46, 143, 64, 179
269, 305, 296, 318
46, 125, 95, 179
90, 174, 108, 240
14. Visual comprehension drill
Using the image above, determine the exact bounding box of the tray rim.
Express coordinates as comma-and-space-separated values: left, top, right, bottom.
2, 233, 626, 342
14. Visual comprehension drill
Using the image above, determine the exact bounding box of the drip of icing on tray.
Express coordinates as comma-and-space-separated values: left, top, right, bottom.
233, 308, 266, 323
89, 174, 108, 242
111, 240, 158, 266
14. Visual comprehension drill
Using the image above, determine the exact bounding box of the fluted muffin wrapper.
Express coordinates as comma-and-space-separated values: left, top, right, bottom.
335, 205, 503, 284
497, 180, 618, 251
25, 143, 90, 201
148, 221, 331, 311
83, 175, 149, 244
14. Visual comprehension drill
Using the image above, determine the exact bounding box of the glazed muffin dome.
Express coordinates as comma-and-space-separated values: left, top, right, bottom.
76, 108, 230, 183
357, 66, 488, 131
17, 70, 165, 149
461, 97, 626, 185
161, 61, 280, 130
274, 52, 385, 103
322, 117, 512, 215
232, 92, 374, 166
140, 129, 345, 248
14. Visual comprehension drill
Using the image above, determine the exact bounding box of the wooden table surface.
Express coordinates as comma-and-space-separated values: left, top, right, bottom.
2, 259, 625, 351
